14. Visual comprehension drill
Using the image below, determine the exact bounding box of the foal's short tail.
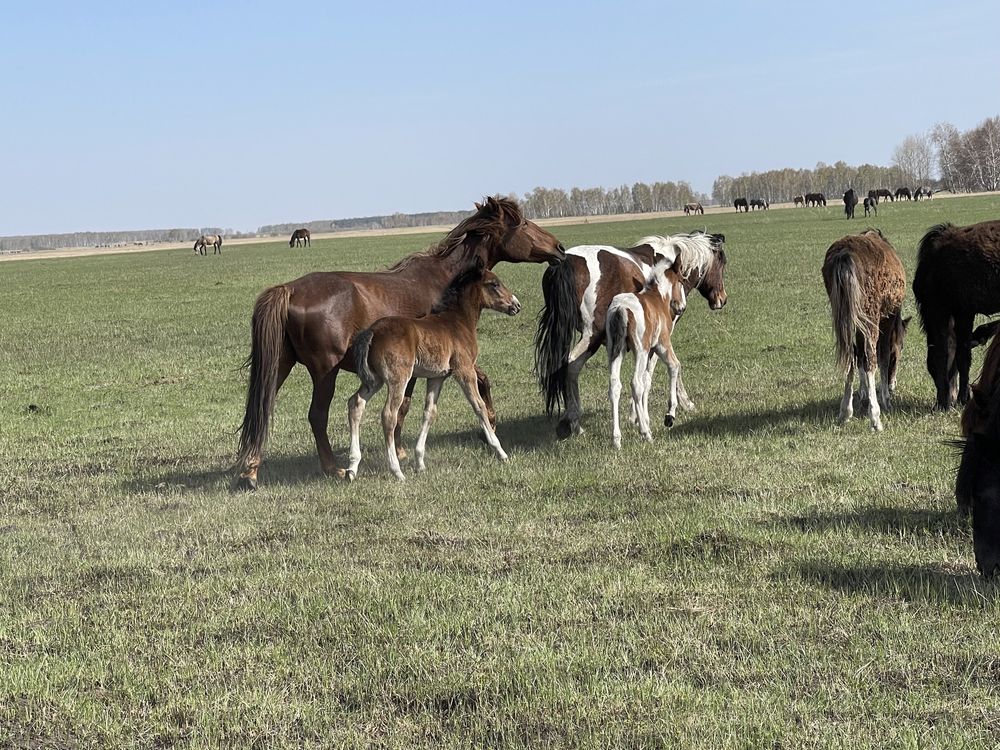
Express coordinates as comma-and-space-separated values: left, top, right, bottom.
236, 284, 291, 469
606, 302, 629, 363
827, 254, 873, 374
352, 328, 378, 391
534, 259, 581, 414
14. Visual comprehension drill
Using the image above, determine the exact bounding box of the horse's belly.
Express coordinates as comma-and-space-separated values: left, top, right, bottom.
412, 363, 450, 379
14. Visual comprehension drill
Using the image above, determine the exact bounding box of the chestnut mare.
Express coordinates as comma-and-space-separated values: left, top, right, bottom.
344, 264, 521, 481
235, 196, 565, 489
822, 229, 909, 431
535, 232, 728, 439
289, 228, 311, 247
956, 333, 1000, 575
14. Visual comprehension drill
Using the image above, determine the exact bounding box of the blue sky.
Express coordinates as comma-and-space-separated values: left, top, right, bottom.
1, 1, 998, 234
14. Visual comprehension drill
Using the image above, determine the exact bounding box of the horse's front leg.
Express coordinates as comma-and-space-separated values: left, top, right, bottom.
454, 369, 508, 462
474, 365, 497, 430
414, 378, 445, 472
659, 344, 680, 429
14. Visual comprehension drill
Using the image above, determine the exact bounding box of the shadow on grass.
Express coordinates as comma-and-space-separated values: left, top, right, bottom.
672, 393, 928, 437
793, 559, 993, 607
428, 411, 559, 453
774, 504, 969, 540
123, 452, 331, 493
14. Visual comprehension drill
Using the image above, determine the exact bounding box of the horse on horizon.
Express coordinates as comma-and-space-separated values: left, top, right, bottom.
734, 197, 749, 212
234, 196, 565, 490
343, 262, 521, 481
843, 189, 858, 219
805, 192, 826, 207
794, 195, 805, 207
863, 197, 877, 217
534, 232, 728, 440
822, 229, 909, 431
913, 220, 1000, 410
750, 199, 769, 211
684, 202, 704, 215
289, 228, 311, 247
193, 234, 223, 255
895, 187, 912, 201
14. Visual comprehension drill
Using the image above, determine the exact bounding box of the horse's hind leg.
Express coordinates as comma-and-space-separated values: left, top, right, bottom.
308, 366, 341, 477
954, 312, 975, 406
382, 378, 410, 481
608, 348, 626, 449
392, 378, 417, 460
343, 382, 380, 481
838, 361, 855, 424
414, 377, 445, 472
925, 317, 954, 409
558, 343, 598, 439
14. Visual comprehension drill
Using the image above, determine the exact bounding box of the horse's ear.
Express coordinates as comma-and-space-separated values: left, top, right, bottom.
474, 201, 483, 211
902, 316, 912, 329
473, 254, 486, 272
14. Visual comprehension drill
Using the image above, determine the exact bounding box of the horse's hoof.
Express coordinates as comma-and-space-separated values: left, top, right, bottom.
556, 420, 573, 440
393, 473, 406, 482
232, 475, 257, 492
664, 414, 675, 428
612, 439, 622, 450
871, 421, 884, 432
395, 447, 408, 460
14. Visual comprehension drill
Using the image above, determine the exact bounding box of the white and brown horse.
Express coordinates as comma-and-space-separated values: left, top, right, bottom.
535, 232, 728, 439
194, 234, 223, 255
343, 263, 521, 481
606, 257, 687, 447
822, 229, 909, 431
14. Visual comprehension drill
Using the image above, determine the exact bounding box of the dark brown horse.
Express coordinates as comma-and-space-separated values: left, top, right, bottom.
873, 188, 894, 203
843, 189, 858, 219
535, 232, 728, 439
235, 196, 565, 489
913, 221, 1000, 410
822, 229, 909, 431
344, 263, 521, 481
794, 195, 805, 207
289, 228, 311, 247
863, 197, 877, 217
895, 187, 912, 201
805, 192, 826, 207
956, 333, 1000, 575
734, 198, 749, 212
750, 199, 769, 210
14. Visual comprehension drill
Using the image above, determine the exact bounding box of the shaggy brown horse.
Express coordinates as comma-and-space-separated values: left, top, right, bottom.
822, 229, 909, 431
794, 195, 805, 207
289, 228, 311, 247
194, 234, 223, 255
684, 202, 704, 215
535, 232, 728, 439
343, 263, 521, 481
235, 196, 565, 489
913, 221, 1000, 410
956, 334, 1000, 575
734, 197, 749, 212
843, 189, 858, 219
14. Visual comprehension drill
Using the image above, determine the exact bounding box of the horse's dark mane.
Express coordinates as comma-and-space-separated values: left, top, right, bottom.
431, 265, 486, 313
917, 223, 955, 263
387, 196, 522, 272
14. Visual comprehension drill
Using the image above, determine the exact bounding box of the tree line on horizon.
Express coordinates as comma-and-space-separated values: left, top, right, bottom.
3, 117, 999, 253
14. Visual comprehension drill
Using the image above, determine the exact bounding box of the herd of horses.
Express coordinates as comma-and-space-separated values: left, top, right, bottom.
231, 196, 1000, 578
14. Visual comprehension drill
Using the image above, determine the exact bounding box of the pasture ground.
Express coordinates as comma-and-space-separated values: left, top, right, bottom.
2, 195, 1000, 748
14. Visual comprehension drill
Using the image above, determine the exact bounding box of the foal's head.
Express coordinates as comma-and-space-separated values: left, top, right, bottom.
434, 263, 522, 317
649, 256, 687, 319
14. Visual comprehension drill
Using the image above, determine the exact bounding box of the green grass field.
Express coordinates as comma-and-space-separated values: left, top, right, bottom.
3, 196, 1000, 748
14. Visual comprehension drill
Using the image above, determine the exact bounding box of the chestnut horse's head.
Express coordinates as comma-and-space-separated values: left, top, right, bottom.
468, 196, 565, 267
478, 268, 522, 316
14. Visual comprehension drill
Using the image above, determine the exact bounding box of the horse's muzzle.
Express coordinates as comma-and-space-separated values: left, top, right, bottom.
507, 296, 522, 316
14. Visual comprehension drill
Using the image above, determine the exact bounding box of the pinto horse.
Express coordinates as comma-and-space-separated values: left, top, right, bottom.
194, 234, 223, 255
289, 228, 311, 247
913, 221, 1000, 410
843, 189, 858, 219
956, 333, 1000, 575
534, 232, 728, 439
344, 263, 521, 481
684, 202, 704, 215
235, 196, 565, 489
863, 197, 877, 217
750, 199, 769, 210
822, 229, 909, 431
606, 257, 687, 447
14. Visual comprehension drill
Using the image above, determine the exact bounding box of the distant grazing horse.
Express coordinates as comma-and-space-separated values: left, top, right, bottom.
895, 187, 912, 201
734, 197, 749, 212
843, 189, 858, 219
535, 232, 728, 439
794, 195, 805, 207
606, 257, 687, 447
289, 228, 311, 247
343, 264, 521, 481
955, 334, 1000, 575
863, 197, 877, 217
750, 199, 769, 211
822, 229, 909, 431
914, 186, 934, 200
805, 192, 826, 207
235, 196, 565, 490
194, 234, 223, 255
874, 188, 894, 203
913, 221, 1000, 410
684, 202, 704, 215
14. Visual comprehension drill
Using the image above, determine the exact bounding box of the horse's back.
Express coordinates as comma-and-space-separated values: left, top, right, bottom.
915, 220, 1000, 314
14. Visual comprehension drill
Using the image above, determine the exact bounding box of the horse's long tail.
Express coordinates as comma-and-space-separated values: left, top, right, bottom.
236, 284, 291, 469
534, 259, 581, 414
827, 254, 872, 374
913, 223, 954, 335
353, 328, 378, 391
